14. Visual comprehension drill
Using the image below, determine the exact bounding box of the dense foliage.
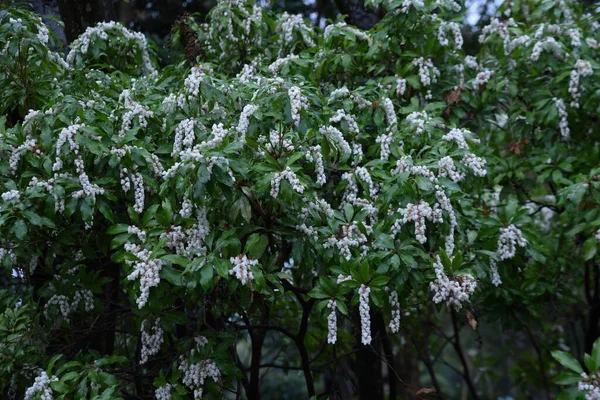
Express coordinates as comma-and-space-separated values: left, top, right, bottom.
0, 0, 599, 399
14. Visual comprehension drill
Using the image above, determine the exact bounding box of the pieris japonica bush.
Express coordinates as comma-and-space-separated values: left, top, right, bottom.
0, 0, 598, 398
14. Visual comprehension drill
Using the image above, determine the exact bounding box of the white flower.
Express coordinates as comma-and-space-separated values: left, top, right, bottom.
155, 384, 173, 400
497, 225, 526, 260
141, 318, 164, 364
271, 167, 304, 198
388, 289, 401, 333
462, 153, 487, 177
125, 243, 164, 308
554, 98, 570, 138
288, 86, 308, 127
237, 104, 259, 140
490, 259, 502, 286
430, 255, 477, 310
326, 299, 337, 344
569, 59, 593, 108
359, 285, 371, 345
229, 254, 258, 285
472, 69, 493, 90
1, 190, 20, 202
24, 370, 57, 400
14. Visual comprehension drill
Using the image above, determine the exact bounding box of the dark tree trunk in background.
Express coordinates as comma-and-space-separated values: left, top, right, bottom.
397, 344, 419, 399
25, 0, 67, 50
333, 0, 382, 30
56, 0, 116, 43
354, 310, 384, 400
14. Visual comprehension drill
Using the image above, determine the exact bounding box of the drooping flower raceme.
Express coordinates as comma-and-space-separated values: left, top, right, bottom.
229, 254, 258, 285
497, 224, 527, 260
359, 285, 372, 345
430, 255, 477, 310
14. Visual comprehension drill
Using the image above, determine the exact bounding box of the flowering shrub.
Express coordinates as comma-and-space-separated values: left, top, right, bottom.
0, 0, 598, 398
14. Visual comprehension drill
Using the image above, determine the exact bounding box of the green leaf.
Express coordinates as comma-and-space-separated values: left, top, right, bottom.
97, 199, 115, 223
583, 237, 597, 262
107, 224, 130, 235
12, 220, 28, 240
50, 381, 69, 394
94, 356, 128, 367
552, 372, 582, 386
551, 350, 584, 374
245, 233, 268, 260
591, 337, 600, 371
200, 264, 214, 290
162, 265, 184, 287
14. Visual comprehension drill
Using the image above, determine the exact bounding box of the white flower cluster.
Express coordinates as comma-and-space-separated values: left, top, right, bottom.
141, 318, 164, 364
461, 153, 487, 177
490, 259, 502, 286
438, 156, 465, 182
326, 299, 337, 344
179, 196, 193, 219
119, 89, 153, 137
198, 123, 228, 151
288, 86, 308, 127
472, 69, 493, 90
36, 18, 49, 44
328, 87, 349, 103
229, 254, 258, 285
337, 274, 352, 284
1, 190, 19, 202
131, 172, 145, 213
179, 357, 221, 400
44, 289, 94, 322
155, 384, 173, 400
184, 66, 206, 99
405, 110, 429, 135
324, 222, 368, 261
125, 243, 164, 308
530, 37, 561, 62
268, 54, 298, 75
271, 167, 304, 198
400, 0, 425, 13
381, 98, 398, 129
319, 125, 351, 154
53, 123, 84, 171
27, 177, 64, 212
569, 59, 593, 108
375, 132, 393, 161
412, 58, 439, 98
497, 224, 526, 260
388, 289, 400, 333
359, 285, 371, 345
437, 21, 463, 49
554, 98, 570, 138
355, 167, 378, 198
24, 370, 57, 400
66, 21, 155, 74
237, 104, 259, 140
396, 77, 407, 96
72, 156, 105, 202
442, 127, 472, 149
172, 118, 196, 156
579, 372, 600, 400
430, 255, 477, 310
323, 22, 371, 44
161, 214, 210, 259
305, 146, 326, 186
330, 109, 359, 135
394, 201, 434, 243
278, 12, 315, 48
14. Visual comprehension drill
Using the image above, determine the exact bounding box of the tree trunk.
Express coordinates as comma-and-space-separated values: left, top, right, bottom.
332, 0, 382, 30
25, 0, 68, 50
56, 0, 117, 43
355, 310, 384, 400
